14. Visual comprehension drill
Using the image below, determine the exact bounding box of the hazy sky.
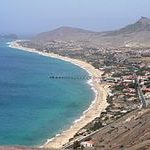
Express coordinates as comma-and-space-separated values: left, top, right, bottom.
0, 0, 150, 35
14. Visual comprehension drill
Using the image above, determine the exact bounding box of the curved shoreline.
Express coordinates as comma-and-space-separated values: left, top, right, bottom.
9, 41, 109, 149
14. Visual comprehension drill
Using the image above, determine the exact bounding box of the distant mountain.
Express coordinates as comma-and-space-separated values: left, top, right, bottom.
0, 34, 18, 40
33, 26, 97, 41
107, 17, 150, 36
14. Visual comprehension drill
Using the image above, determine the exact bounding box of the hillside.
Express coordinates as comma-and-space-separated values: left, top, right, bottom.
107, 16, 150, 35
32, 17, 150, 48
88, 108, 150, 150
101, 16, 150, 47
33, 26, 97, 42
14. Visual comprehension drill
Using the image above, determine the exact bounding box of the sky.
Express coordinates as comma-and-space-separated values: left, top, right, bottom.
0, 0, 150, 35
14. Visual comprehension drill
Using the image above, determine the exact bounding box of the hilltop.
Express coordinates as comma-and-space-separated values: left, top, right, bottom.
33, 26, 97, 42
107, 16, 150, 35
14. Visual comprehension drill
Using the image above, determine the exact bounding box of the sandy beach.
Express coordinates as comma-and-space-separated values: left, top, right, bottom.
9, 41, 109, 149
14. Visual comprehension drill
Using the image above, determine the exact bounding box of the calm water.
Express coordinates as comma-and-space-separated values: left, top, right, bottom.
0, 40, 94, 146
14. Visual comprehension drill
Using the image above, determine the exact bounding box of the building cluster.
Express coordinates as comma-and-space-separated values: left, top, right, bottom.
70, 47, 150, 149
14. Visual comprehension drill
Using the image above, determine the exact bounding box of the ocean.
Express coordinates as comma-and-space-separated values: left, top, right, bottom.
0, 40, 94, 146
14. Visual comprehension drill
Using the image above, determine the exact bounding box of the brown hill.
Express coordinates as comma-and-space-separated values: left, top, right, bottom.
97, 16, 150, 48
107, 16, 150, 35
33, 26, 97, 42
32, 17, 150, 48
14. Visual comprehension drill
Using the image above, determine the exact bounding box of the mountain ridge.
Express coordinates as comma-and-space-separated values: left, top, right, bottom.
34, 26, 97, 41
32, 16, 150, 48
106, 16, 150, 36
34, 16, 150, 38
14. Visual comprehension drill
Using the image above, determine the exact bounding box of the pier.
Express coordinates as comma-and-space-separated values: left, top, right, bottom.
48, 74, 92, 80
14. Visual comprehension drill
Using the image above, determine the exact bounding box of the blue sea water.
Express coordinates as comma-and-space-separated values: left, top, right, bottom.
0, 40, 94, 146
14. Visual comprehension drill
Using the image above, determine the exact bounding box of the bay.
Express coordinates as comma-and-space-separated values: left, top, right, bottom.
0, 41, 94, 146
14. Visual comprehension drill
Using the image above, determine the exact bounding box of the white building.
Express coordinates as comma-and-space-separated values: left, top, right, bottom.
80, 140, 95, 148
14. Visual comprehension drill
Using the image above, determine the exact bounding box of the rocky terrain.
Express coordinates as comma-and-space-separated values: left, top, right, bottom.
86, 108, 150, 150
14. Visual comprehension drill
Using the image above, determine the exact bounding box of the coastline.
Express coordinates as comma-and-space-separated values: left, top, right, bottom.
9, 41, 109, 149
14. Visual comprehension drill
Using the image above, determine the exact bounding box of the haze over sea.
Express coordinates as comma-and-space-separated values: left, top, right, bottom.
0, 40, 94, 146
